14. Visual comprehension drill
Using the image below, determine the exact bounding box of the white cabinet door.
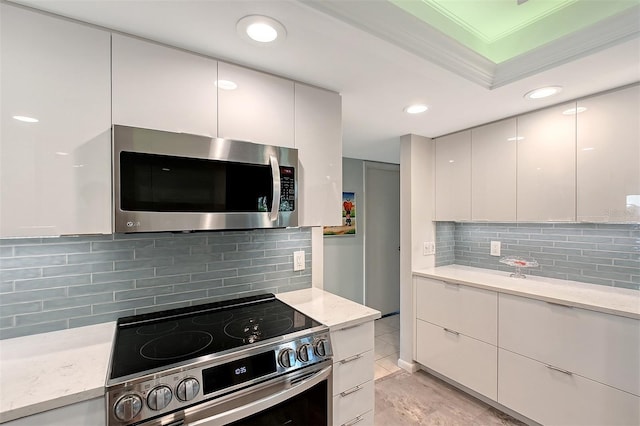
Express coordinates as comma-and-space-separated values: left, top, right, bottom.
415, 278, 497, 345
294, 83, 342, 226
516, 102, 576, 221
576, 85, 640, 223
499, 348, 640, 426
499, 293, 640, 396
416, 320, 497, 400
218, 62, 294, 147
471, 118, 517, 221
0, 4, 111, 237
112, 34, 218, 137
4, 397, 105, 426
331, 321, 374, 361
435, 130, 471, 221
332, 379, 375, 426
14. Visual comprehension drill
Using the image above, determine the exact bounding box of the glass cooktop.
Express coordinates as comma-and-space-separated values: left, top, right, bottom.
109, 293, 321, 380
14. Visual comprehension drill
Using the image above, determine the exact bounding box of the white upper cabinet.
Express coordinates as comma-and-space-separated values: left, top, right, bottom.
112, 34, 218, 137
516, 103, 576, 222
217, 62, 294, 147
0, 5, 111, 237
471, 118, 517, 221
294, 83, 342, 226
435, 131, 472, 221
576, 85, 640, 223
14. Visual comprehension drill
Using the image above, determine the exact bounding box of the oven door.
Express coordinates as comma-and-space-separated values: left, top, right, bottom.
141, 361, 331, 426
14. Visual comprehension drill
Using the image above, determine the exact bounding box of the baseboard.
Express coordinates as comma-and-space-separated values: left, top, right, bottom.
397, 358, 419, 373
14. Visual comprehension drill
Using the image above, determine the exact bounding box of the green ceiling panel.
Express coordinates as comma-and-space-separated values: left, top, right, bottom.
390, 0, 639, 63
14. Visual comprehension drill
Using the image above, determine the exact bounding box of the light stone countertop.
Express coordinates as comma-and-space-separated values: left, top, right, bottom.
0, 288, 379, 423
0, 321, 116, 423
276, 287, 381, 330
414, 265, 640, 320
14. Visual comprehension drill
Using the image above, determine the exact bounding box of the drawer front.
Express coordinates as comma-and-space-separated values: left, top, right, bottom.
416, 319, 497, 400
332, 379, 374, 426
499, 348, 640, 426
333, 349, 374, 395
499, 293, 640, 396
415, 277, 497, 344
331, 321, 374, 361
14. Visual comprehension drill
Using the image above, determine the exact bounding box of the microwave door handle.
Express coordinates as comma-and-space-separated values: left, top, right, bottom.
269, 155, 280, 222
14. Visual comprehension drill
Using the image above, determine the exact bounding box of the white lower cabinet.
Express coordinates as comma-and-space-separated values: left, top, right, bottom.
4, 397, 105, 426
416, 320, 497, 400
331, 321, 375, 426
499, 349, 639, 426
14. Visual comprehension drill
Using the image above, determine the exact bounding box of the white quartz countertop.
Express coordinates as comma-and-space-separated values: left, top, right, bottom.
414, 265, 640, 320
276, 287, 381, 330
0, 288, 379, 423
0, 321, 116, 423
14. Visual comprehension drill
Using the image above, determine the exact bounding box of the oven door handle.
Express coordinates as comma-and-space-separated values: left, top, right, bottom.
185, 364, 332, 426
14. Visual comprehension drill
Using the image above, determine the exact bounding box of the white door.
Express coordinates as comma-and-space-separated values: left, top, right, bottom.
364, 162, 400, 315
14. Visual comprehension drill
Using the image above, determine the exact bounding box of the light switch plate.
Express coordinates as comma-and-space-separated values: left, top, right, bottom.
423, 242, 436, 256
293, 250, 305, 271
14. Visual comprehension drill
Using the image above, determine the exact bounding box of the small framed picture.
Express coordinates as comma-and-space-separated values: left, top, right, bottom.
323, 192, 356, 236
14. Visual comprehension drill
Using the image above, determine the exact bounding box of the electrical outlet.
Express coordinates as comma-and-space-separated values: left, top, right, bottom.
423, 242, 436, 256
293, 250, 305, 271
490, 241, 501, 256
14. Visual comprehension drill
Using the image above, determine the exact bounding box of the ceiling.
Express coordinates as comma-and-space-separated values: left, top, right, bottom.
6, 0, 640, 164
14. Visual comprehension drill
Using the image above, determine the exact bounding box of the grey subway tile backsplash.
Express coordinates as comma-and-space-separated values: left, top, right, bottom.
435, 222, 639, 290
0, 228, 312, 339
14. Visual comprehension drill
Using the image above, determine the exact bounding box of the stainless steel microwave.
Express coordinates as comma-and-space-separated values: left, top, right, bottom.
113, 125, 298, 233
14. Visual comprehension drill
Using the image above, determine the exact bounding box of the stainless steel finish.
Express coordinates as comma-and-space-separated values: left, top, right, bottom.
340, 384, 363, 397
114, 394, 142, 423
106, 327, 332, 425
113, 125, 298, 233
147, 386, 172, 411
176, 378, 200, 402
339, 353, 362, 364
443, 328, 460, 336
269, 155, 280, 222
314, 338, 328, 356
343, 415, 366, 426
546, 364, 573, 375
143, 362, 332, 426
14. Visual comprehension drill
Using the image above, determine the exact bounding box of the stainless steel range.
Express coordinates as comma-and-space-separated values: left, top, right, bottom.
105, 293, 332, 425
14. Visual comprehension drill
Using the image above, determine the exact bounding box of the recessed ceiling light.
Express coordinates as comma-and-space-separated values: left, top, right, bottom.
215, 80, 238, 90
237, 15, 286, 45
524, 86, 563, 100
13, 115, 39, 123
404, 104, 428, 114
562, 107, 587, 115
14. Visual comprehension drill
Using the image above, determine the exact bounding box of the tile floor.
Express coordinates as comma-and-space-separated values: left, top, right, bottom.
374, 313, 402, 379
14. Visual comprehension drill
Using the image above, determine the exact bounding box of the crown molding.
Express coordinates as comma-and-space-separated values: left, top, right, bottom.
299, 1, 639, 90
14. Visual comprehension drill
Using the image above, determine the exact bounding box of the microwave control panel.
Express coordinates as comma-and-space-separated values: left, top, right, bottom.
280, 166, 295, 211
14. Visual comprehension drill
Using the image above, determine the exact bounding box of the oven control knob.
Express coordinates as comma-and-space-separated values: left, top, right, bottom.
176, 377, 200, 402
114, 394, 142, 422
278, 348, 296, 368
313, 338, 328, 357
147, 385, 172, 411
297, 343, 311, 363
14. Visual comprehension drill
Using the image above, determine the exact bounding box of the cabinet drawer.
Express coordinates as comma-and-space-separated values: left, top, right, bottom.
499, 293, 640, 395
499, 348, 640, 426
331, 321, 374, 361
336, 409, 373, 426
332, 380, 374, 426
415, 277, 497, 344
416, 319, 497, 400
333, 350, 374, 395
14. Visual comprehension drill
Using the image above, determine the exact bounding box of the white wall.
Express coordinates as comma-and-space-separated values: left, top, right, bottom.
399, 134, 435, 372
322, 158, 365, 303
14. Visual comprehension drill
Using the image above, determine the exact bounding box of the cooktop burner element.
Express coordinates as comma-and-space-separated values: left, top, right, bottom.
140, 330, 214, 361
108, 293, 322, 381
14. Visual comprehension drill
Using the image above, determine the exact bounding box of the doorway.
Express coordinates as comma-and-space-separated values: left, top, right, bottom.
364, 162, 400, 316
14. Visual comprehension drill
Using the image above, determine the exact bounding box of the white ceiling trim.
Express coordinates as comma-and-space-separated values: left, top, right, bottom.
300, 1, 640, 90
